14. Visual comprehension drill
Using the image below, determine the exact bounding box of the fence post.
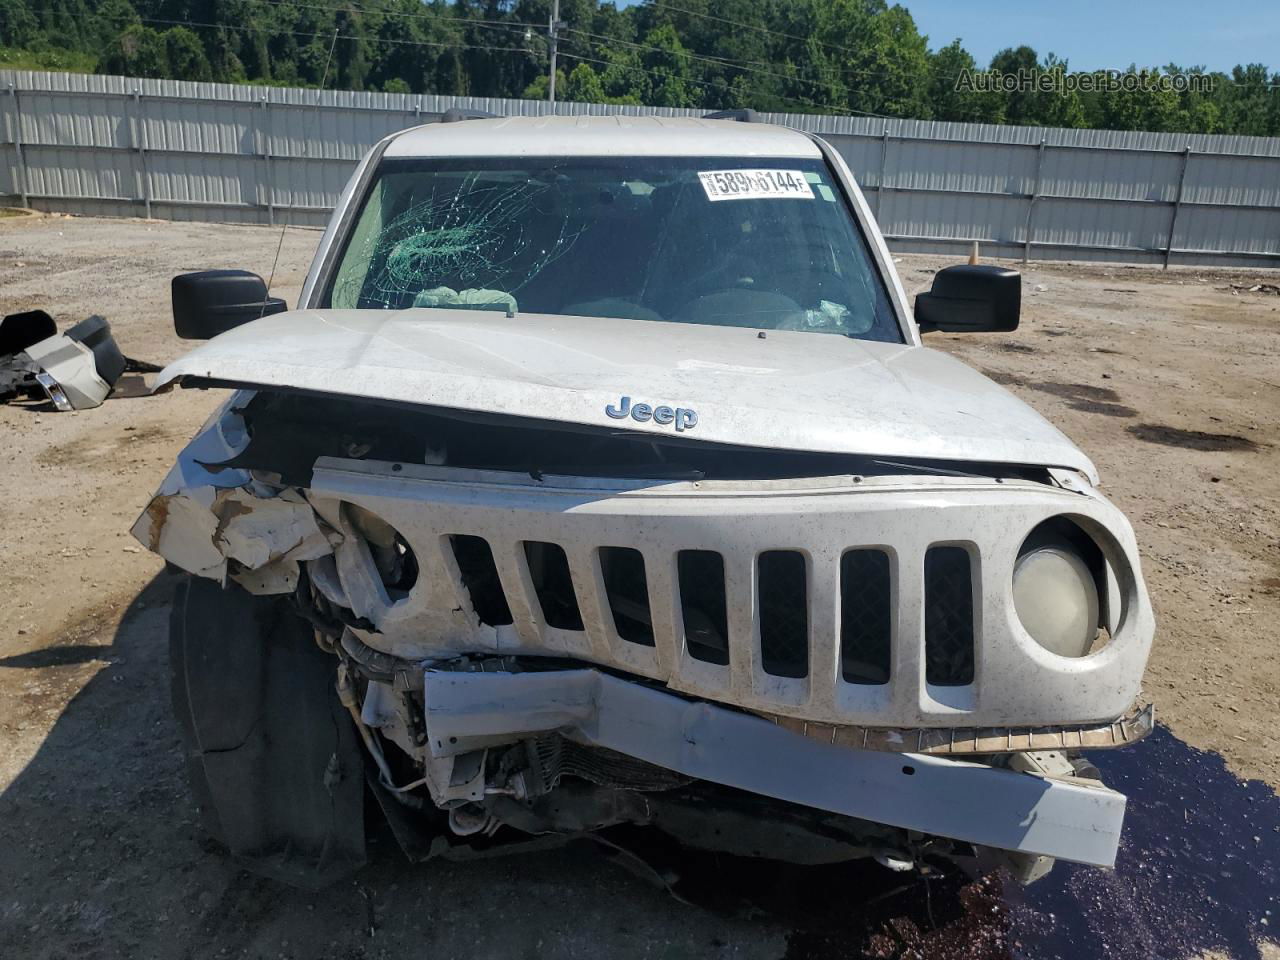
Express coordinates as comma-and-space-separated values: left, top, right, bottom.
1164, 146, 1191, 269
875, 126, 890, 219
130, 88, 153, 219
259, 95, 275, 226
1022, 138, 1046, 264
6, 82, 29, 208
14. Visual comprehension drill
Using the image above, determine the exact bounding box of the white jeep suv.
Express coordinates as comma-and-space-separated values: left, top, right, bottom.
137, 113, 1154, 887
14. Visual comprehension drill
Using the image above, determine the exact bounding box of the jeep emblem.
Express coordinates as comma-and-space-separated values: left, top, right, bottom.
605, 396, 697, 431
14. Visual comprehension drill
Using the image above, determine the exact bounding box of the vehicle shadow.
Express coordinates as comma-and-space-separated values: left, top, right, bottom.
0, 572, 797, 959
0, 573, 1276, 960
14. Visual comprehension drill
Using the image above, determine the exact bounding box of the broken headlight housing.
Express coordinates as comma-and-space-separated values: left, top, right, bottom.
1012, 529, 1100, 658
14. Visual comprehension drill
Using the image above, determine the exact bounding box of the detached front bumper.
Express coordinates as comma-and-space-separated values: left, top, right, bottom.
423, 667, 1129, 869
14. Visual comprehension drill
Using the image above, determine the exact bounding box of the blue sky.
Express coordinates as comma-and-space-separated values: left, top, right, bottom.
617, 1, 1277, 73
902, 0, 1277, 72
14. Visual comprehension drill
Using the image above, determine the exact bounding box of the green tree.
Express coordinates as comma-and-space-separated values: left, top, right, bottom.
565, 61, 604, 102
103, 22, 168, 77
0, 0, 39, 47
639, 23, 696, 107
521, 67, 565, 100
164, 26, 210, 81
929, 38, 999, 122
1093, 65, 1182, 131
1222, 63, 1275, 136
987, 45, 1039, 124
861, 4, 931, 117
0, 0, 1271, 135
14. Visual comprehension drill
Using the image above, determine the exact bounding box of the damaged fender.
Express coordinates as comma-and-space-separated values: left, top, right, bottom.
131, 396, 340, 592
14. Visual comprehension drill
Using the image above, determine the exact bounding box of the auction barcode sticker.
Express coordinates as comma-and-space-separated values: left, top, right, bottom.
698, 169, 815, 201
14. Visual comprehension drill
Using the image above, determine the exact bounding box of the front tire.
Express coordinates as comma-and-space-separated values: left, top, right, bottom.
169, 574, 366, 887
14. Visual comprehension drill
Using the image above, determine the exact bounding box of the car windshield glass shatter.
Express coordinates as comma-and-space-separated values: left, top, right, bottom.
324, 156, 902, 343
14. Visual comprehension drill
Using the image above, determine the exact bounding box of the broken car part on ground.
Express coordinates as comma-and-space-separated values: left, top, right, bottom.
132, 114, 1156, 889
0, 308, 155, 410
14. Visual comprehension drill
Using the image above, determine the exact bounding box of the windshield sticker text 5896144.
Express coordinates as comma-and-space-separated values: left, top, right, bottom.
697, 169, 815, 202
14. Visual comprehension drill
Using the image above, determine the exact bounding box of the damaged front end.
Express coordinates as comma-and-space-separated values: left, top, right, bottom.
137, 389, 1155, 888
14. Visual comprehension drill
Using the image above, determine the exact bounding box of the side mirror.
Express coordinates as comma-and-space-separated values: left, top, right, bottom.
915, 264, 1020, 333
172, 270, 287, 340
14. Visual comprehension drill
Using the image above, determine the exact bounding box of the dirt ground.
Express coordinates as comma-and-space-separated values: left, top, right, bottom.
1, 213, 1278, 959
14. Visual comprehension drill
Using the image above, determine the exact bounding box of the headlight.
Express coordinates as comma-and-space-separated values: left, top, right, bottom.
1013, 540, 1099, 658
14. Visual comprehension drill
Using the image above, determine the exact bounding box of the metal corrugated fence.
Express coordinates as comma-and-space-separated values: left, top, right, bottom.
3, 69, 1278, 267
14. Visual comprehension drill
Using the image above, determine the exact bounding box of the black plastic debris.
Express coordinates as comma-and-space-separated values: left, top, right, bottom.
0, 310, 155, 410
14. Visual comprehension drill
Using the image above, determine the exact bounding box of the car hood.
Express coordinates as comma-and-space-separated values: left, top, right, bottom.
157, 309, 1097, 481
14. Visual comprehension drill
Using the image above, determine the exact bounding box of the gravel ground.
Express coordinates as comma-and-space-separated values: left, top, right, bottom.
0, 213, 1278, 959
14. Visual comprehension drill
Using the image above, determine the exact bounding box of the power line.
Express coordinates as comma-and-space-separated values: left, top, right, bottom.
557, 49, 720, 94
644, 1, 977, 86
241, 0, 895, 94
134, 15, 537, 57
136, 2, 886, 114
244, 0, 902, 85
557, 48, 874, 116
647, 1, 1255, 90
563, 26, 894, 117
648, 0, 863, 61
250, 0, 1248, 96
240, 0, 541, 33
235, 0, 933, 91
138, 9, 885, 116
126, 3, 1256, 110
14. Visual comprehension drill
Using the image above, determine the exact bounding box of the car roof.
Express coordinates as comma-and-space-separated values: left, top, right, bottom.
383, 114, 822, 160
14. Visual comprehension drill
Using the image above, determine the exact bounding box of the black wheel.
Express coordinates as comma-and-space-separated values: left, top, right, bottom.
169, 574, 367, 887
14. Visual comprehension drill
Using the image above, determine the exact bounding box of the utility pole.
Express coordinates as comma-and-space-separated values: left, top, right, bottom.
547, 0, 561, 106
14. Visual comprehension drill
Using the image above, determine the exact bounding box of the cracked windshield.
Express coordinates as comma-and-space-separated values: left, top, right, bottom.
325, 156, 901, 342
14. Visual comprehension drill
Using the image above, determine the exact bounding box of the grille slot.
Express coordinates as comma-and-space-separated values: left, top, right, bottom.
840, 549, 892, 684
448, 535, 512, 626
758, 551, 808, 678
677, 550, 730, 665
599, 546, 654, 646
924, 546, 975, 686
523, 541, 584, 631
